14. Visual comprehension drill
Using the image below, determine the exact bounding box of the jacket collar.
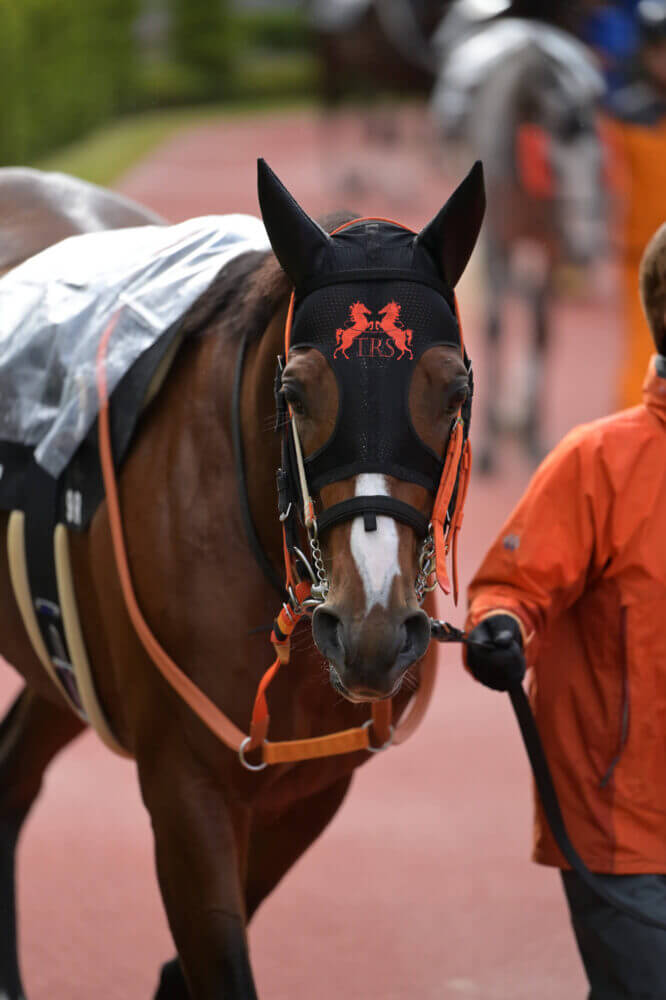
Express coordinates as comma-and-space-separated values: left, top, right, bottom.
642, 354, 666, 423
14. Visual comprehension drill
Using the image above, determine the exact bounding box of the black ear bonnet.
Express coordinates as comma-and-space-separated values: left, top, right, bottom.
260, 159, 484, 542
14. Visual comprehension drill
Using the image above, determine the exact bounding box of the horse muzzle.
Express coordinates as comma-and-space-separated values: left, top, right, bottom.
312, 603, 431, 701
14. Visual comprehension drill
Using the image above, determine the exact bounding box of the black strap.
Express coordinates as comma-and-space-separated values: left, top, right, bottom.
316, 496, 429, 538
231, 331, 287, 600
295, 269, 454, 307
430, 623, 666, 932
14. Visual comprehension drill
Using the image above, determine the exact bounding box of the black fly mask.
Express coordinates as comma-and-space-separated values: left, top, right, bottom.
257, 158, 485, 601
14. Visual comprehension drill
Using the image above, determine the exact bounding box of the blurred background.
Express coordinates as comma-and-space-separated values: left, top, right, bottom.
2, 1, 665, 998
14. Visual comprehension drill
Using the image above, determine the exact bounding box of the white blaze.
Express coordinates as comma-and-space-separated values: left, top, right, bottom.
350, 474, 399, 611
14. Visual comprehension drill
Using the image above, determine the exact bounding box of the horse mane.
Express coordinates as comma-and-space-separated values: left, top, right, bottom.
180, 210, 358, 343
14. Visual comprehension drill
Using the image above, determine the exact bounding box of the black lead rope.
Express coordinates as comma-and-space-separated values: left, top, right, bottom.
431, 622, 666, 931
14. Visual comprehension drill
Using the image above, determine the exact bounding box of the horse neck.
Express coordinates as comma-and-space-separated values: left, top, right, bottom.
237, 301, 291, 581
126, 300, 289, 617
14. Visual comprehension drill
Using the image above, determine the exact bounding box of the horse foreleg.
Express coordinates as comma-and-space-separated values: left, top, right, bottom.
152, 774, 354, 1000
0, 686, 85, 999
245, 773, 353, 921
138, 747, 255, 1000
523, 280, 550, 464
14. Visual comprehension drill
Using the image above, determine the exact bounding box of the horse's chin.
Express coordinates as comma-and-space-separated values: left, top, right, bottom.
328, 664, 401, 703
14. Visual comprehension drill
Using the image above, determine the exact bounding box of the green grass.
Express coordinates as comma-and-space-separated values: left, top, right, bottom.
34, 107, 214, 187
34, 93, 314, 188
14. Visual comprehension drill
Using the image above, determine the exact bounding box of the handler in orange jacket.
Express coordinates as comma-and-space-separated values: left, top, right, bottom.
465, 222, 666, 998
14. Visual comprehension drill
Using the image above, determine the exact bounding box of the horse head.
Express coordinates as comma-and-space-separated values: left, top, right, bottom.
258, 159, 484, 701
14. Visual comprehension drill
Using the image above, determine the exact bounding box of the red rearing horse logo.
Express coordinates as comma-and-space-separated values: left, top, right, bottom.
378, 301, 413, 360
333, 301, 372, 359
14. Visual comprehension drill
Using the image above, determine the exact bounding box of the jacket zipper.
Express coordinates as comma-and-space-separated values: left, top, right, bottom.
600, 607, 630, 788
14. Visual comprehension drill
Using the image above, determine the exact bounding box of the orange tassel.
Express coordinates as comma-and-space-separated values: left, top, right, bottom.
432, 419, 463, 593
448, 440, 472, 605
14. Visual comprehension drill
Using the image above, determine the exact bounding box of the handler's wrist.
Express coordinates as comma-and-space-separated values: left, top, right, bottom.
482, 610, 526, 648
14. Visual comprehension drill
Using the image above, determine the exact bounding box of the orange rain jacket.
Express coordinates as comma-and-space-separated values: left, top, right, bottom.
467, 357, 666, 873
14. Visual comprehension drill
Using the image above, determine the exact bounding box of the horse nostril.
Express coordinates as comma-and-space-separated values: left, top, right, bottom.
312, 607, 344, 663
400, 611, 431, 666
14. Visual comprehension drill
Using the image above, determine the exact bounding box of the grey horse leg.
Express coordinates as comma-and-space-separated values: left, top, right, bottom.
0, 686, 85, 999
478, 246, 505, 475
523, 277, 550, 464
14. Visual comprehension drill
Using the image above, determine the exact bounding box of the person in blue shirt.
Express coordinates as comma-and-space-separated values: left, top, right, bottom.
582, 0, 641, 92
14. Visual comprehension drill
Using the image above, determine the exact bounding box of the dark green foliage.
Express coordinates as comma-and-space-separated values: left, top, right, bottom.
0, 0, 139, 164
167, 0, 232, 99
232, 7, 311, 53
0, 0, 313, 166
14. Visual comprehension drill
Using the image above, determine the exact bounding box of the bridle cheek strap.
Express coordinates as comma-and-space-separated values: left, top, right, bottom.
438, 294, 473, 606
432, 418, 464, 598
449, 438, 471, 606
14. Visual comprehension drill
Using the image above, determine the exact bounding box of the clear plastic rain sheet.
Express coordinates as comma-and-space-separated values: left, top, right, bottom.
0, 214, 269, 478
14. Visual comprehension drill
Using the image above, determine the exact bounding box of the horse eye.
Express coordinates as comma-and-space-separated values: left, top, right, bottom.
446, 382, 469, 411
281, 386, 306, 416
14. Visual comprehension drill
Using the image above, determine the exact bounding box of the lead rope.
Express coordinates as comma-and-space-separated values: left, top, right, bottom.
433, 625, 666, 932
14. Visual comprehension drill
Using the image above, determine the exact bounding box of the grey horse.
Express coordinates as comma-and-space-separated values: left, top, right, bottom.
432, 16, 606, 470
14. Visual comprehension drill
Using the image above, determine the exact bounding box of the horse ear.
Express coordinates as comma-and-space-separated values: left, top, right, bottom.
415, 161, 485, 289
257, 158, 330, 286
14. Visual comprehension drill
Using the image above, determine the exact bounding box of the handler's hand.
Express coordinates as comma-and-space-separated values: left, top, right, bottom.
466, 614, 526, 691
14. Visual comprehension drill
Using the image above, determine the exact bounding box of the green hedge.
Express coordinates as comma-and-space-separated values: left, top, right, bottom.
232, 7, 311, 52
1, 1, 313, 167
167, 0, 232, 100
0, 0, 139, 164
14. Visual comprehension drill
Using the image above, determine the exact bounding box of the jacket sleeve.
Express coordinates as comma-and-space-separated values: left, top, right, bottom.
466, 426, 609, 660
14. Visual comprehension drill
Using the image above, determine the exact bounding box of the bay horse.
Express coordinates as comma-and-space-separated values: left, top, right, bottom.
313, 0, 445, 107
0, 160, 484, 998
432, 17, 606, 470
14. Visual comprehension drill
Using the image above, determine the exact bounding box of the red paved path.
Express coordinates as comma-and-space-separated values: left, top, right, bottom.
4, 108, 622, 998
